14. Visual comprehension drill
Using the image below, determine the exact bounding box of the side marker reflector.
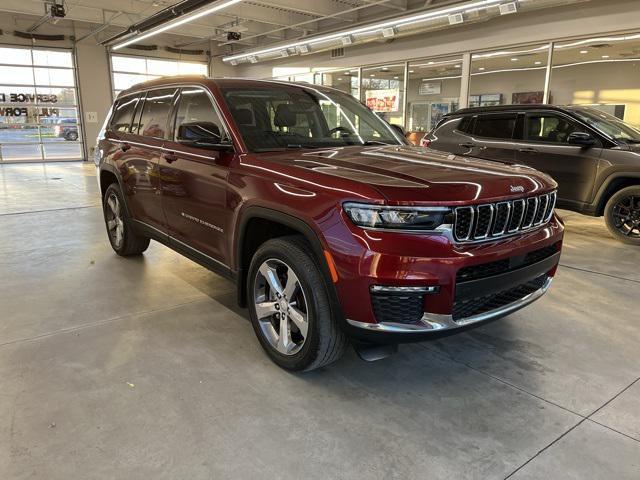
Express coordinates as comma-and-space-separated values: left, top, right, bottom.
323, 250, 339, 283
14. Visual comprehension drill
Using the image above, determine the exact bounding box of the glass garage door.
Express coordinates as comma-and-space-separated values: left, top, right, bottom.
0, 46, 83, 162
110, 54, 208, 99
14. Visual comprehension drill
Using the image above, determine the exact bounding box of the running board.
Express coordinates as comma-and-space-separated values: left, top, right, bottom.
353, 343, 398, 362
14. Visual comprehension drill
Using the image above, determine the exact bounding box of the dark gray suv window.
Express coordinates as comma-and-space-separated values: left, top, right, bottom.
474, 114, 517, 139
524, 113, 587, 143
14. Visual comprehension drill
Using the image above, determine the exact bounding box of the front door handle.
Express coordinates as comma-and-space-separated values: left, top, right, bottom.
518, 147, 539, 154
120, 143, 131, 152
459, 142, 476, 148
162, 152, 178, 164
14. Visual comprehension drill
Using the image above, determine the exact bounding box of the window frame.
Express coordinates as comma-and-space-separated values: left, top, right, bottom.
135, 87, 179, 140
522, 109, 603, 147
171, 86, 232, 145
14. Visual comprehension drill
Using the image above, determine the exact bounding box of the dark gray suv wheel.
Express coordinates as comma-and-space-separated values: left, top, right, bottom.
605, 186, 640, 245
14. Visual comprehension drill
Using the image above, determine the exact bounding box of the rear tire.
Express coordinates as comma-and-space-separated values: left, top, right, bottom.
102, 183, 150, 256
247, 236, 347, 371
604, 186, 640, 245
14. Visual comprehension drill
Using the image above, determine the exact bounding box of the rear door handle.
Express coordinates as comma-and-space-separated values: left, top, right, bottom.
162, 152, 178, 163
120, 143, 131, 152
459, 142, 476, 148
518, 147, 539, 154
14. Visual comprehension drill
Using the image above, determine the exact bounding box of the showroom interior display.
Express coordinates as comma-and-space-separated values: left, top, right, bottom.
1, 0, 639, 478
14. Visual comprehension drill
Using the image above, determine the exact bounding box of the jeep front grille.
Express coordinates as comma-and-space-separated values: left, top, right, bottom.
453, 192, 556, 242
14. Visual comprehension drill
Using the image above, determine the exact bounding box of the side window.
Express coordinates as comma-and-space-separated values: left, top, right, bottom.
474, 114, 517, 139
109, 95, 138, 133
457, 115, 475, 134
138, 88, 177, 139
174, 88, 227, 144
524, 113, 585, 143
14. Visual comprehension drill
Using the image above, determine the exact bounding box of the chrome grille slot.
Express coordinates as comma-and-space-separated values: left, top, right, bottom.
454, 207, 474, 241
452, 191, 557, 243
492, 202, 510, 236
508, 199, 526, 233
544, 192, 557, 222
522, 197, 538, 229
474, 204, 494, 239
534, 194, 548, 225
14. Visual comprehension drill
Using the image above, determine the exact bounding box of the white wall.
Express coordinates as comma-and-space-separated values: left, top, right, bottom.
75, 44, 112, 158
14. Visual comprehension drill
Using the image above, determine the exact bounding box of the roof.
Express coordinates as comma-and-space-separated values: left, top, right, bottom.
448, 104, 575, 116
118, 75, 338, 98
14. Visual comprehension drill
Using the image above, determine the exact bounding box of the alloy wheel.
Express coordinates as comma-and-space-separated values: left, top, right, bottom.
105, 193, 124, 248
253, 258, 309, 356
611, 195, 640, 238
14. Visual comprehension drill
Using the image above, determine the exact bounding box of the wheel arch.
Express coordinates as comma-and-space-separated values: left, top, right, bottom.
234, 206, 342, 319
99, 164, 132, 218
594, 173, 640, 216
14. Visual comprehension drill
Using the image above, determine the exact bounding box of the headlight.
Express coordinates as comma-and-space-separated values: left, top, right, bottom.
343, 202, 452, 231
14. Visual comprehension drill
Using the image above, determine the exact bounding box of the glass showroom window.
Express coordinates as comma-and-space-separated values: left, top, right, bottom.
406, 56, 462, 136
470, 43, 550, 107
0, 46, 82, 162
361, 63, 405, 126
551, 33, 640, 128
321, 68, 360, 97
110, 55, 208, 98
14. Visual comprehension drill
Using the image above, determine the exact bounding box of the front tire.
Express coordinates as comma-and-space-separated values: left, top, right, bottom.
247, 236, 347, 371
102, 183, 150, 256
604, 186, 640, 245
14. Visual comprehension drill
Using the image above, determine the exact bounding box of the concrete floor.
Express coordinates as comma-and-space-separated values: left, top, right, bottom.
1, 162, 638, 480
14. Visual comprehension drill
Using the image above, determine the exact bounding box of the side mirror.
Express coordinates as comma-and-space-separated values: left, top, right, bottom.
567, 131, 596, 147
177, 122, 232, 151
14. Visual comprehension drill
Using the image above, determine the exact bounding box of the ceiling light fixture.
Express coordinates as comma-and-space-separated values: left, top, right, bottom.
112, 0, 243, 51
498, 2, 517, 15
341, 35, 353, 46
448, 13, 464, 25
534, 61, 542, 65
382, 27, 396, 38
602, 55, 610, 58
297, 44, 309, 54
579, 50, 588, 54
223, 0, 508, 63
510, 57, 518, 61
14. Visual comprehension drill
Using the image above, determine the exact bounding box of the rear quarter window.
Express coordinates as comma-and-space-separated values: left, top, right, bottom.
109, 95, 139, 133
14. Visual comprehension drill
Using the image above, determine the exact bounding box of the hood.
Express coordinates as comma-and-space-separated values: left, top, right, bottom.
259, 145, 556, 204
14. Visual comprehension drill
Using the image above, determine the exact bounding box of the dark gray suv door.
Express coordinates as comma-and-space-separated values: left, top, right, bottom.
515, 110, 603, 207
430, 113, 520, 162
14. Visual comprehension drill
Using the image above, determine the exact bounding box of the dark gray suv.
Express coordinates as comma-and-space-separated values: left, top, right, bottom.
423, 105, 640, 245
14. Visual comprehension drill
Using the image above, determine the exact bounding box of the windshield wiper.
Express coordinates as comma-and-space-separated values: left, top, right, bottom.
361, 140, 393, 146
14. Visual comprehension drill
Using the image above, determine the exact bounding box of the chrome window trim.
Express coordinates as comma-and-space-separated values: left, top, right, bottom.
114, 82, 236, 151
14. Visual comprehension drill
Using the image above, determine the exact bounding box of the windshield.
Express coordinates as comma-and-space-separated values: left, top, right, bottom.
569, 106, 640, 144
221, 85, 404, 152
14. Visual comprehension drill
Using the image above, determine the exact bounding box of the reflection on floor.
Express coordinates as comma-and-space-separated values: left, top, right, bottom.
0, 162, 638, 479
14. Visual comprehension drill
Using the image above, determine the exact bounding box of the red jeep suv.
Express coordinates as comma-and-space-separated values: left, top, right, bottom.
95, 76, 563, 371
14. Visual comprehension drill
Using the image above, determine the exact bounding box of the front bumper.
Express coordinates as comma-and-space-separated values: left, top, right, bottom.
348, 275, 552, 334
327, 215, 563, 342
